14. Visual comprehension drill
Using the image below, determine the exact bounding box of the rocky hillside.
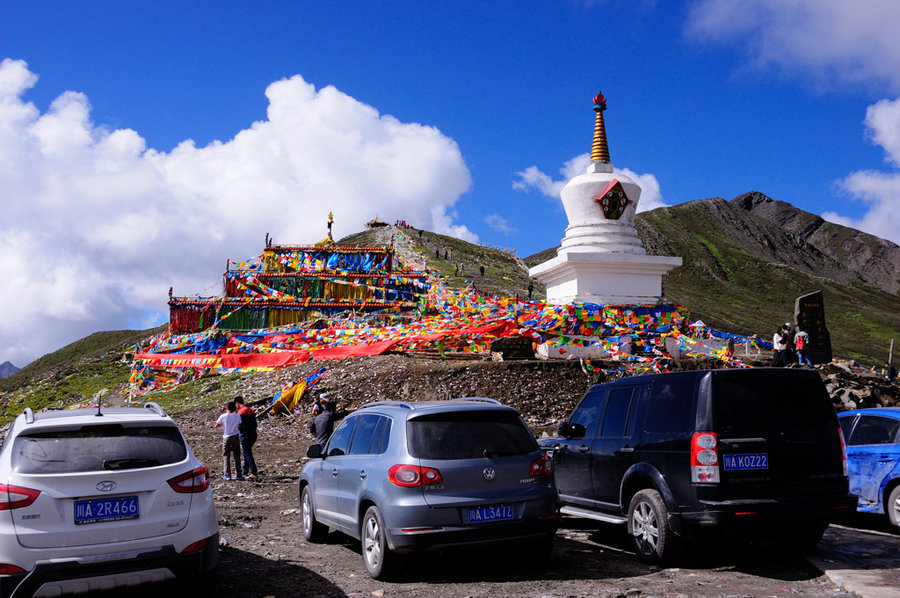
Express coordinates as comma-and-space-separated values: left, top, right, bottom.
733, 191, 900, 295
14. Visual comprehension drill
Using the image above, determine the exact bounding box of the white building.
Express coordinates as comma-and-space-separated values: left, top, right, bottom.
529, 91, 681, 305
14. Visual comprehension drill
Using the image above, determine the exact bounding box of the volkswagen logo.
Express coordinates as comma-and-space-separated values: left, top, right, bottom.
96, 481, 117, 492
482, 467, 496, 481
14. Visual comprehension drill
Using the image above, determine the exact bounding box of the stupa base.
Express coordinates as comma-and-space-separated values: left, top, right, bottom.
529, 251, 682, 306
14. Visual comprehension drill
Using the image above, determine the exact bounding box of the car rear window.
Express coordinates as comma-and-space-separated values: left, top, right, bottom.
713, 371, 835, 437
12, 425, 188, 474
407, 410, 538, 460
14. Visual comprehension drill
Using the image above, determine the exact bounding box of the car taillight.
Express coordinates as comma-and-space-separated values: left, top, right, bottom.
181, 538, 209, 553
690, 432, 720, 483
167, 466, 210, 494
388, 464, 443, 487
0, 484, 40, 511
0, 564, 26, 575
838, 426, 848, 477
529, 455, 553, 476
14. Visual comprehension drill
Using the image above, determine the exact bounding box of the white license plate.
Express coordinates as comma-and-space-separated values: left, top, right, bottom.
74, 496, 139, 525
723, 453, 769, 471
466, 504, 514, 523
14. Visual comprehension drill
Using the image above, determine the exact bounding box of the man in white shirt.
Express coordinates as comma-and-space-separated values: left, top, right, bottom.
215, 401, 243, 480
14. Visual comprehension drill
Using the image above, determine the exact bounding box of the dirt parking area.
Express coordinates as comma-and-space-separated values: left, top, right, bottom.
175, 410, 857, 598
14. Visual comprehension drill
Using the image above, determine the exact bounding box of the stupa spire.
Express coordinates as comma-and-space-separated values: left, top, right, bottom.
590, 91, 610, 163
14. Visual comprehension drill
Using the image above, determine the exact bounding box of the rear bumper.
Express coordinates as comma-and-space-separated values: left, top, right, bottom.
386, 516, 558, 553
670, 494, 857, 536
2, 534, 218, 598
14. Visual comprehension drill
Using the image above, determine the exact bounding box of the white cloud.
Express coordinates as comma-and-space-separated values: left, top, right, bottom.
512, 152, 667, 212
484, 214, 516, 235
828, 98, 900, 244
0, 59, 475, 367
685, 0, 900, 93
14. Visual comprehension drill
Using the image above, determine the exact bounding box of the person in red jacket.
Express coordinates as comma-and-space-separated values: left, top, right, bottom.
234, 396, 258, 479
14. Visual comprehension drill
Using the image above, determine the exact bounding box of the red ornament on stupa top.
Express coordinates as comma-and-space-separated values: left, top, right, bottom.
590, 90, 610, 162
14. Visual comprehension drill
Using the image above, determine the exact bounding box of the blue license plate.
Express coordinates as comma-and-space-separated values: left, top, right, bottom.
467, 504, 514, 523
74, 496, 139, 525
723, 453, 769, 471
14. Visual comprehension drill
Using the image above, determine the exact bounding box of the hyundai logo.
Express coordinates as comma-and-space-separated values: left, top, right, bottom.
96, 481, 117, 492
482, 467, 496, 481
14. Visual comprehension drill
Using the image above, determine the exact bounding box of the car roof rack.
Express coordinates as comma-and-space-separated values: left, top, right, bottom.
452, 397, 502, 405
23, 407, 35, 424
358, 401, 414, 411
143, 402, 168, 417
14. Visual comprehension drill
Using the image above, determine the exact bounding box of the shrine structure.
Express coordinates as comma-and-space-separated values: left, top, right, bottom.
529, 91, 681, 305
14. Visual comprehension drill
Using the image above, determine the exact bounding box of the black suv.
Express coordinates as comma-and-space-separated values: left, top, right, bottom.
540, 368, 855, 562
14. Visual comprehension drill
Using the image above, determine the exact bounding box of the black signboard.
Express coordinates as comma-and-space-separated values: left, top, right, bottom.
794, 291, 832, 365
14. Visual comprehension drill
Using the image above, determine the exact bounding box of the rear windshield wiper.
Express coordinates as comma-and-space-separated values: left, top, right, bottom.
103, 458, 162, 470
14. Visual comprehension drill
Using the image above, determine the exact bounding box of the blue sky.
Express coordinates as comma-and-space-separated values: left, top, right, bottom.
2, 1, 900, 367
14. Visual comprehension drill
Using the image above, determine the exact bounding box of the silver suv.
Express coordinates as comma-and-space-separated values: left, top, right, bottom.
298, 398, 557, 579
0, 404, 218, 597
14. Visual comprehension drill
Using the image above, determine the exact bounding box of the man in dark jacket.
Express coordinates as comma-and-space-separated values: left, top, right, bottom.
312, 400, 336, 447
234, 396, 258, 479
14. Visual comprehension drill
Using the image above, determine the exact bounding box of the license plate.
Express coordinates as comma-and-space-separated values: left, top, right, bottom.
466, 504, 514, 523
723, 453, 769, 471
74, 496, 139, 525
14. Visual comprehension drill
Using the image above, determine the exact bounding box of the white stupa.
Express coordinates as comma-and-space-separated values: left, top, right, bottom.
529, 91, 681, 305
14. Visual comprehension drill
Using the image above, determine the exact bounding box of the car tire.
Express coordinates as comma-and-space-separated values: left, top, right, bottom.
361, 506, 397, 580
887, 485, 900, 529
190, 567, 217, 598
627, 489, 681, 564
775, 521, 828, 552
525, 532, 555, 565
301, 486, 328, 543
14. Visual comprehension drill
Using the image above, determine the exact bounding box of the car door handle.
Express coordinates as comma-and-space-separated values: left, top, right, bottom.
615, 447, 635, 455
359, 470, 368, 479
577, 445, 590, 453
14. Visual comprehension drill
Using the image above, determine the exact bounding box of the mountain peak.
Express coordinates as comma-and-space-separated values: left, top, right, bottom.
0, 361, 20, 379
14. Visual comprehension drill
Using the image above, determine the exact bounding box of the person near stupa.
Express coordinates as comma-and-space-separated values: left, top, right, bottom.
794, 327, 812, 366
234, 396, 258, 480
772, 326, 789, 367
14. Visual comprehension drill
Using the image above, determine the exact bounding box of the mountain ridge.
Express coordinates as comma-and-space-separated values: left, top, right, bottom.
0, 361, 19, 379
731, 191, 900, 294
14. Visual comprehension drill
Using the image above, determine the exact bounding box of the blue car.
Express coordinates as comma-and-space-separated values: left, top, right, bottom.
837, 407, 900, 528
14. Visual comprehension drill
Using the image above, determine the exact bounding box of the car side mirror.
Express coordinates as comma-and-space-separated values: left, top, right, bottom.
561, 422, 586, 439
306, 444, 323, 459
557, 421, 571, 437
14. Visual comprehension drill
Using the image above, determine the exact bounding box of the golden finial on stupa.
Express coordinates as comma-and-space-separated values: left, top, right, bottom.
590, 91, 610, 163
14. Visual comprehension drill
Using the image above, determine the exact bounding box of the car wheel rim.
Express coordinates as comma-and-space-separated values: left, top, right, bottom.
892, 492, 900, 525
302, 492, 312, 535
632, 501, 659, 553
364, 515, 381, 569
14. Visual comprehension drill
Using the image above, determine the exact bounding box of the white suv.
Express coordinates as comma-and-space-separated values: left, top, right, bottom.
0, 403, 218, 597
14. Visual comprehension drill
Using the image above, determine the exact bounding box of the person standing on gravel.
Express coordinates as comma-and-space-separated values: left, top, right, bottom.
772, 326, 788, 367
215, 401, 243, 480
794, 327, 812, 366
312, 400, 336, 446
234, 396, 258, 480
